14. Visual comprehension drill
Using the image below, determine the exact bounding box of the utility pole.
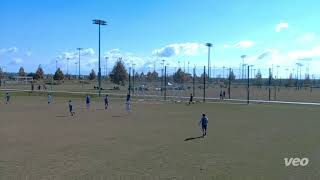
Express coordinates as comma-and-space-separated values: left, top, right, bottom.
76, 48, 83, 79
203, 66, 206, 102
206, 43, 212, 79
92, 19, 107, 97
164, 66, 167, 101
247, 66, 250, 104
66, 58, 70, 75
241, 55, 246, 79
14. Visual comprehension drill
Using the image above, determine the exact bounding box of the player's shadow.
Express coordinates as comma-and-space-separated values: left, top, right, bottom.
184, 136, 204, 141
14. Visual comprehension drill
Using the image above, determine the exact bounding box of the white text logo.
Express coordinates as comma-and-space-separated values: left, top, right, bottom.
284, 158, 309, 167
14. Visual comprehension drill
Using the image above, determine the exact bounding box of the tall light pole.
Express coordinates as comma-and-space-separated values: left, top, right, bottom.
250, 65, 254, 79
75, 62, 78, 76
241, 55, 246, 79
206, 43, 212, 78
222, 66, 225, 79
276, 65, 280, 79
243, 64, 247, 78
67, 58, 70, 75
76, 48, 83, 80
93, 19, 107, 96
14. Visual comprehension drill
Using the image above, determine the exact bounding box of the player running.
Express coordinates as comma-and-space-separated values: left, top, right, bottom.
104, 94, 109, 110
199, 114, 208, 137
188, 93, 194, 104
126, 93, 131, 112
68, 100, 75, 116
85, 95, 90, 109
48, 94, 52, 104
5, 92, 10, 104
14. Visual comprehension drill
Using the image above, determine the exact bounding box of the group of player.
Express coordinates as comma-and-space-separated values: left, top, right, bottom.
3, 91, 208, 138
67, 93, 131, 116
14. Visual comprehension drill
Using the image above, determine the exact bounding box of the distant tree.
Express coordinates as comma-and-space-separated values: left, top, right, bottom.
146, 71, 159, 81
110, 58, 128, 85
89, 69, 96, 80
27, 73, 36, 80
18, 67, 26, 76
35, 65, 44, 80
134, 72, 140, 81
0, 67, 4, 86
0, 67, 4, 79
173, 68, 187, 83
228, 70, 236, 81
53, 68, 64, 81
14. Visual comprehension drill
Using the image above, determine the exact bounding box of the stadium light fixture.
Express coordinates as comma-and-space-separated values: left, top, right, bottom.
76, 48, 83, 80
93, 19, 107, 96
206, 43, 212, 78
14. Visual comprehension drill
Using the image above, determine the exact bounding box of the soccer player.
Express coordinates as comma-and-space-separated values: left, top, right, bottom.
5, 92, 10, 104
85, 95, 90, 109
199, 113, 208, 137
48, 94, 52, 104
68, 100, 75, 116
126, 93, 131, 112
104, 94, 109, 110
188, 93, 194, 104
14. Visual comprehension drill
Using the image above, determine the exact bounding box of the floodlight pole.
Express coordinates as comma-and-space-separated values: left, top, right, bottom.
77, 48, 83, 80
203, 66, 206, 102
241, 55, 246, 79
67, 58, 70, 75
206, 43, 212, 79
247, 65, 250, 104
93, 19, 107, 97
164, 66, 167, 101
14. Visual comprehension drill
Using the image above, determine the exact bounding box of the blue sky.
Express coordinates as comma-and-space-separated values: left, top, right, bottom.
1, 0, 320, 78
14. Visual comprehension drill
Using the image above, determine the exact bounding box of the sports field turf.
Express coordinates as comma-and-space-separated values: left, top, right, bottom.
0, 96, 319, 179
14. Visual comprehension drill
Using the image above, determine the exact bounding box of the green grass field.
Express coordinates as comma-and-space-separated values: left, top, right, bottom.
0, 96, 320, 179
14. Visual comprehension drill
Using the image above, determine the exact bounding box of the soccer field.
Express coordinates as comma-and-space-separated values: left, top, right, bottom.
0, 96, 319, 179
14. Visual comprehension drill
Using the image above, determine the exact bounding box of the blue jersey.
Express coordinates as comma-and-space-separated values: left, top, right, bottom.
86, 96, 90, 104
69, 102, 73, 112
200, 117, 208, 126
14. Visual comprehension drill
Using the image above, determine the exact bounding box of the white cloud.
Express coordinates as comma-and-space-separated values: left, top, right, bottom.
0, 46, 18, 54
275, 22, 289, 33
152, 42, 206, 58
57, 48, 95, 60
223, 41, 255, 49
104, 49, 153, 71
288, 46, 320, 59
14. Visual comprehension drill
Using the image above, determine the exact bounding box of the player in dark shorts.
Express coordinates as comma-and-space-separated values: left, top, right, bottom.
189, 93, 194, 104
5, 92, 10, 104
69, 100, 75, 116
199, 113, 208, 137
104, 94, 109, 110
126, 93, 131, 112
85, 95, 90, 109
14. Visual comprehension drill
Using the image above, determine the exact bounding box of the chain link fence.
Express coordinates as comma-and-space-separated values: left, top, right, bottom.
1, 65, 320, 103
